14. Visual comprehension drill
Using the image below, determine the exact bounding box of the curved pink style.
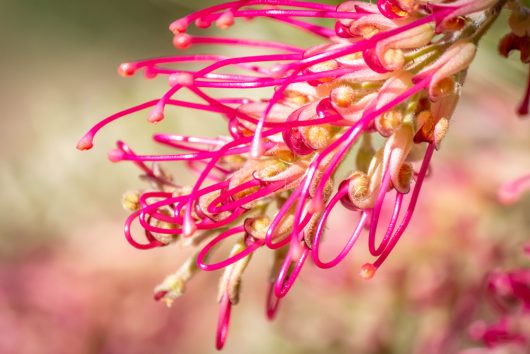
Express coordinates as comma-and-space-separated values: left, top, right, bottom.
197, 226, 264, 271
216, 293, 232, 350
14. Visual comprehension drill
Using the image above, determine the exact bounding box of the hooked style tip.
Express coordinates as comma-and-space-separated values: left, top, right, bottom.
360, 263, 377, 280
118, 62, 136, 77
76, 134, 94, 151
216, 12, 235, 29
173, 33, 192, 50
108, 148, 125, 163
148, 108, 165, 124
169, 19, 188, 35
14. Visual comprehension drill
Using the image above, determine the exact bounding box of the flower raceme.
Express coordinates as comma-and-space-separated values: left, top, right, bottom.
77, 0, 527, 350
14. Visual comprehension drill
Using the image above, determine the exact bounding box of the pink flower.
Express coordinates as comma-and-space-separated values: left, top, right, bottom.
78, 0, 526, 349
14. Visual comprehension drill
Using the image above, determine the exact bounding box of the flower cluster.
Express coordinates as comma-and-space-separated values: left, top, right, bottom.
78, 0, 527, 349
468, 266, 530, 350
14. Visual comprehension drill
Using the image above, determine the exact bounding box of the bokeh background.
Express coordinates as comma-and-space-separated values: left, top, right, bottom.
1, 1, 529, 353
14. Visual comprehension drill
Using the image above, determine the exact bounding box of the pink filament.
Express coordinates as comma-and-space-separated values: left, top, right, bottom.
170, 0, 337, 32
273, 244, 309, 298
188, 36, 305, 53
265, 282, 281, 320
271, 16, 336, 37
216, 293, 232, 350
124, 210, 165, 250
312, 184, 368, 269
202, 9, 365, 21
372, 143, 435, 268
367, 167, 402, 257
197, 226, 263, 271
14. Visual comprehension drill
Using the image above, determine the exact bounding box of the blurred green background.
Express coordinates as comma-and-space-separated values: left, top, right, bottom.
0, 1, 529, 354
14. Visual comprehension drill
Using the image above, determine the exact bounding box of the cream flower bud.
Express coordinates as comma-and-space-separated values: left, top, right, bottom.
218, 240, 252, 305
347, 171, 371, 204
421, 41, 476, 100
394, 162, 414, 194
376, 110, 403, 137
154, 253, 199, 307
376, 23, 435, 71
433, 117, 450, 150
384, 123, 415, 193
244, 216, 271, 239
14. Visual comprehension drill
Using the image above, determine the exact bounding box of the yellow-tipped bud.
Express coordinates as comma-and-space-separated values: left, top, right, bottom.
331, 85, 356, 108
348, 171, 371, 203
376, 110, 403, 137
433, 117, 450, 150
300, 125, 334, 150
122, 190, 140, 211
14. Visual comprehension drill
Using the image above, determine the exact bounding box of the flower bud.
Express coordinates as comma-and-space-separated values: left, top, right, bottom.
433, 117, 450, 150
244, 217, 271, 239
299, 125, 334, 150
122, 190, 140, 211
394, 162, 413, 194
424, 41, 476, 100
376, 110, 403, 137
384, 124, 415, 192
331, 85, 356, 108
350, 14, 395, 39
218, 240, 252, 305
154, 253, 199, 307
347, 171, 371, 204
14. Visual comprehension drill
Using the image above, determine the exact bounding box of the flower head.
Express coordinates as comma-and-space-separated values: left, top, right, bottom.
78, 0, 526, 349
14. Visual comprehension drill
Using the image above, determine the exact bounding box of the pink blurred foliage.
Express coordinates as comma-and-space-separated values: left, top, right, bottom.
0, 242, 207, 354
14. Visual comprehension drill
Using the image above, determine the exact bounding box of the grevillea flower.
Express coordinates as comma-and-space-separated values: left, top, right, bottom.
78, 0, 529, 349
